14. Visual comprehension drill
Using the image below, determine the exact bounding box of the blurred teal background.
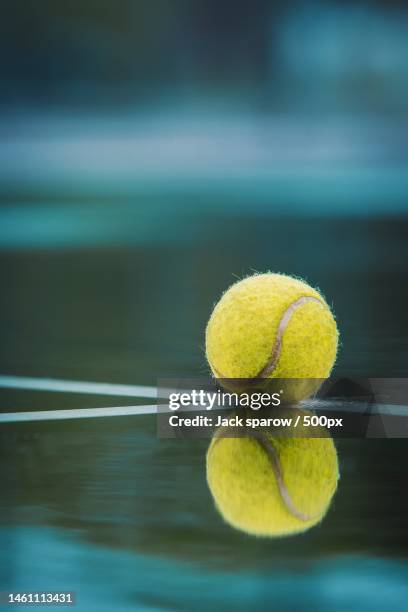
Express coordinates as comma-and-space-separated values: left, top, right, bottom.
1, 1, 408, 610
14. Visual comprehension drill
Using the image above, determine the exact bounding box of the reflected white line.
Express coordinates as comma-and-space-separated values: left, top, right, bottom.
0, 404, 157, 423
0, 375, 406, 423
0, 375, 157, 398
307, 399, 408, 417
0, 400, 406, 424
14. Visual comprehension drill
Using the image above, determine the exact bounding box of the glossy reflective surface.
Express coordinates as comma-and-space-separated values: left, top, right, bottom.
0, 211, 407, 610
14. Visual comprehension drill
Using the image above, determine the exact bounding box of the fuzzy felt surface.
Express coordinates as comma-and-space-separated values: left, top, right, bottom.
206, 424, 339, 537
205, 273, 339, 399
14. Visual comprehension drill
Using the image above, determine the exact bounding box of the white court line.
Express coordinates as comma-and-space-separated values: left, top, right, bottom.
0, 400, 406, 424
0, 375, 157, 398
0, 375, 406, 423
308, 399, 408, 417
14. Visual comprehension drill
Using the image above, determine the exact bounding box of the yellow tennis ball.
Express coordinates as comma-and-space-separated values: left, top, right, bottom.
205, 273, 338, 400
206, 416, 339, 537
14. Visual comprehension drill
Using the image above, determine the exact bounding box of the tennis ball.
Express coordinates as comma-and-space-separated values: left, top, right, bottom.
205, 273, 338, 400
206, 413, 339, 537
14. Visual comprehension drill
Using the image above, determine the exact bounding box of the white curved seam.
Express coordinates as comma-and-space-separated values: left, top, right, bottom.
257, 296, 323, 378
